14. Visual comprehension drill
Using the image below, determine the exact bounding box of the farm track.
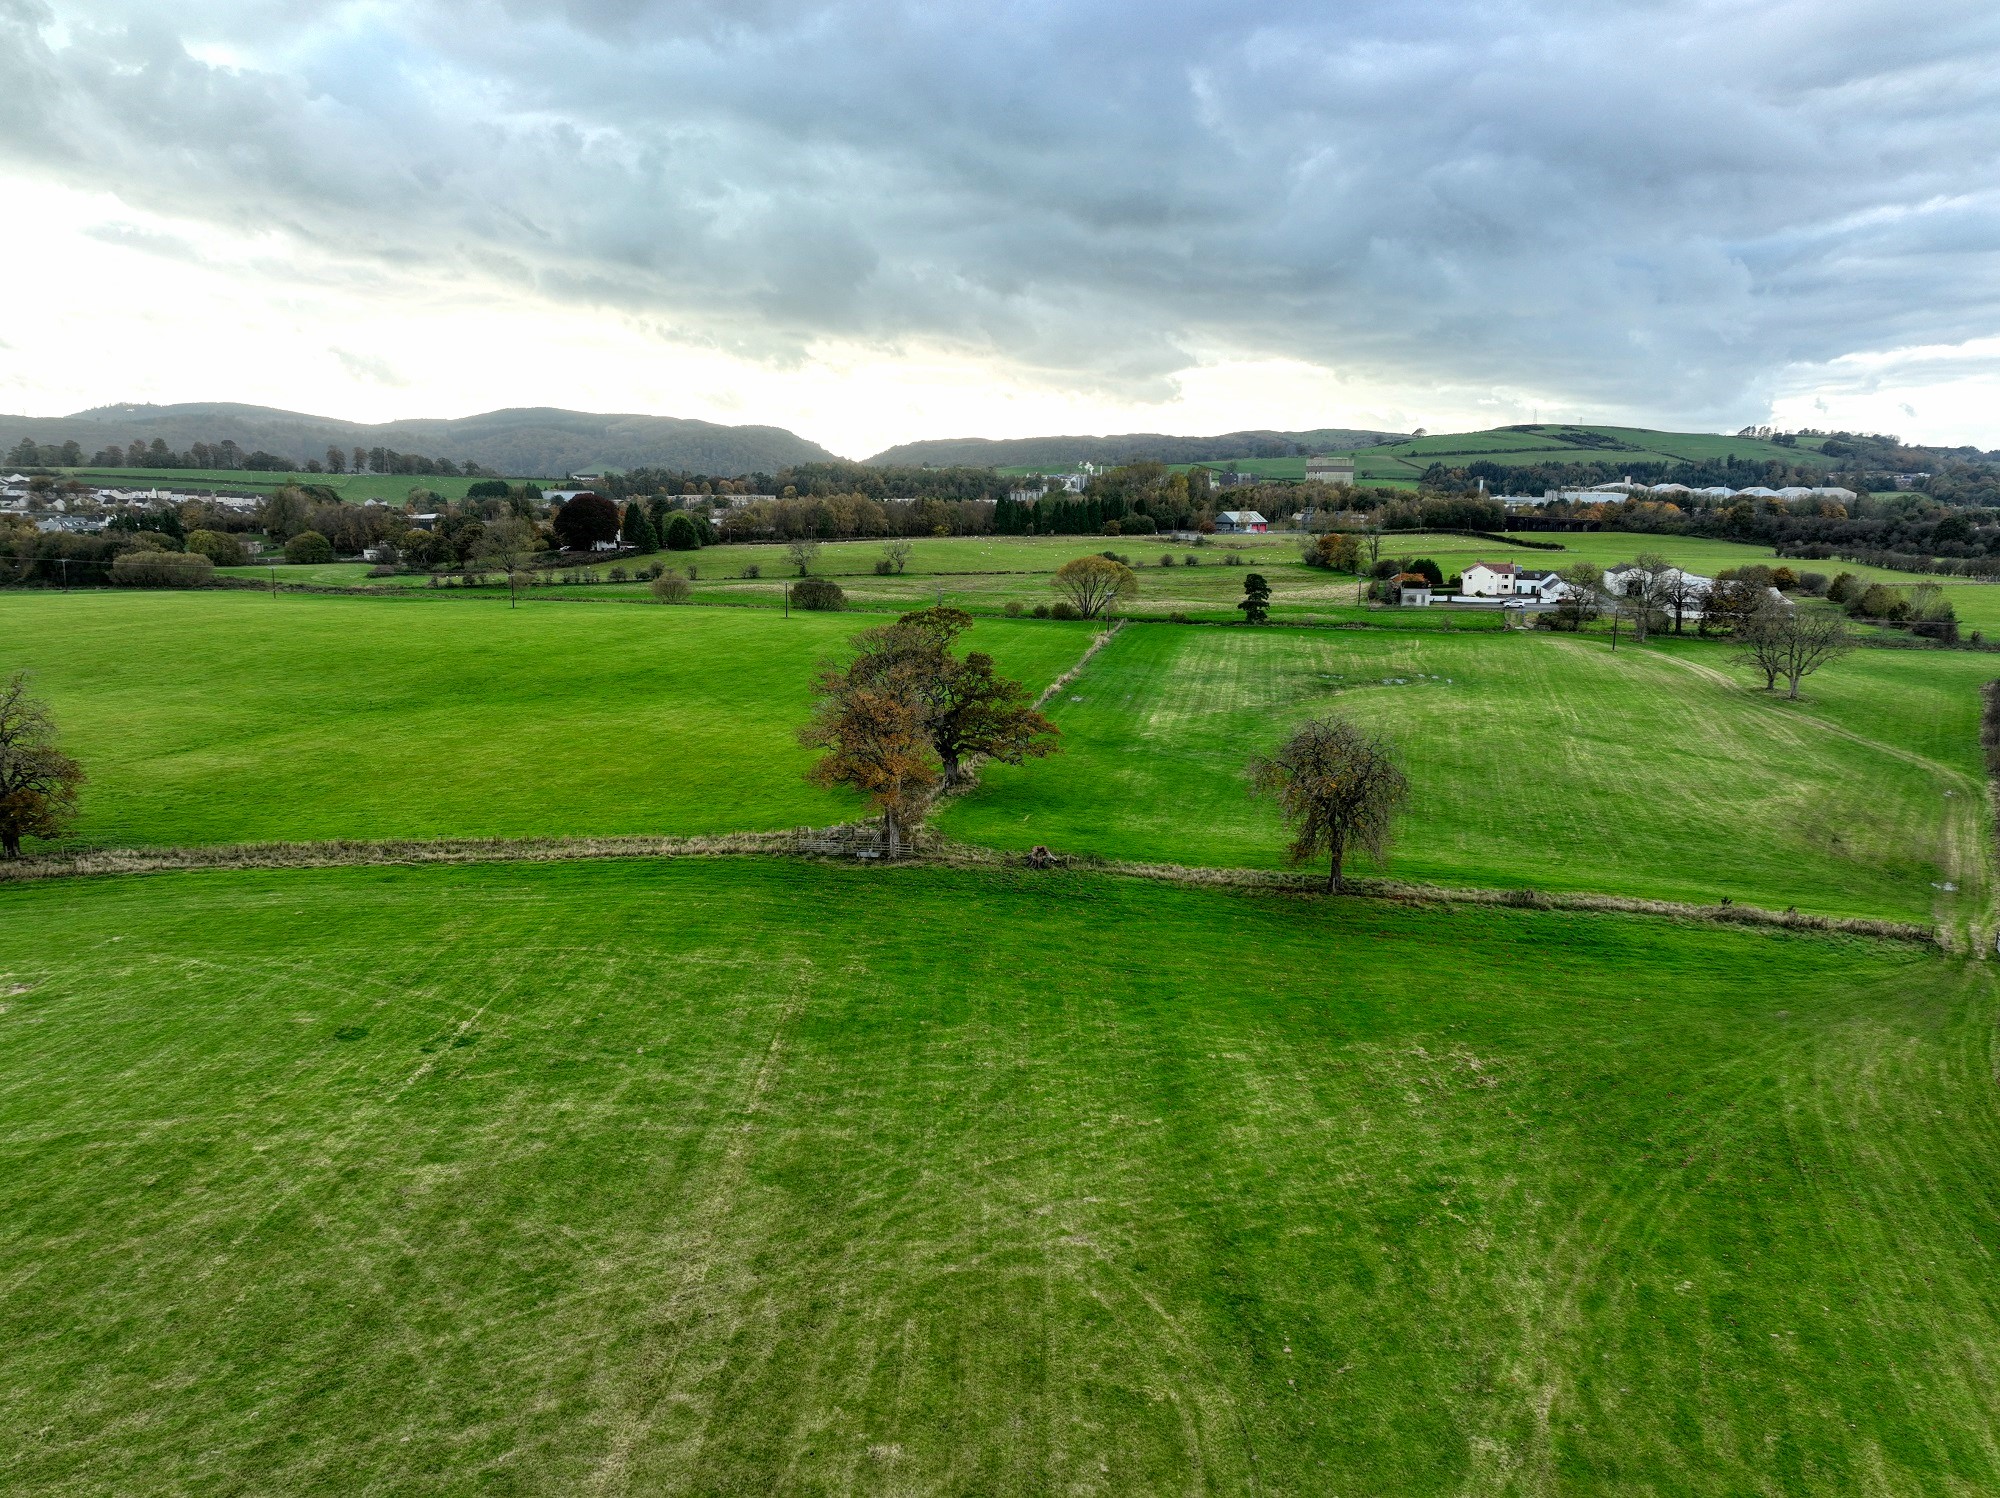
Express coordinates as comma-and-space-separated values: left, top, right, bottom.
0, 831, 1940, 946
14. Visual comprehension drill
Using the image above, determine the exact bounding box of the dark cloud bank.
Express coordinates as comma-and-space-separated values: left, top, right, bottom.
3, 0, 1997, 428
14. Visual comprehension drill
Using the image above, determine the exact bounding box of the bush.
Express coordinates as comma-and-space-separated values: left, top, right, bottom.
285, 530, 334, 565
874, 558, 894, 574
638, 561, 665, 581
185, 529, 247, 567
1032, 603, 1051, 618
1122, 513, 1157, 535
1159, 553, 1175, 568
112, 550, 214, 588
1224, 552, 1242, 566
1183, 554, 1198, 566
1050, 600, 1081, 620
1826, 571, 1860, 604
741, 563, 760, 579
1797, 571, 1829, 596
608, 565, 630, 582
650, 574, 692, 604
1003, 601, 1023, 617
1102, 520, 1122, 536
791, 576, 845, 611
1169, 611, 1192, 624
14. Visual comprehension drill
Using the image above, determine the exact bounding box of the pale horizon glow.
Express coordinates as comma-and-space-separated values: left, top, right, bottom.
2, 1, 1998, 457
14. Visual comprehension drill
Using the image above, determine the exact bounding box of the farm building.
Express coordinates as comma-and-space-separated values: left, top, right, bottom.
1214, 510, 1268, 533
1460, 562, 1567, 602
1305, 456, 1356, 485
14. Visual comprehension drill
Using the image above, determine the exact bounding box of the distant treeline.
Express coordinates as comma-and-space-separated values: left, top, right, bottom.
6, 435, 494, 478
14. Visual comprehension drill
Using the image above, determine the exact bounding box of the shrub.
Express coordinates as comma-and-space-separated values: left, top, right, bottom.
185, 529, 247, 567
1183, 554, 1198, 566
1102, 520, 1122, 536
367, 564, 396, 578
1050, 600, 1081, 620
741, 563, 761, 579
1851, 583, 1911, 622
285, 530, 334, 565
112, 550, 213, 588
1225, 552, 1242, 566
1771, 565, 1798, 590
663, 513, 701, 551
1122, 513, 1156, 535
1826, 571, 1860, 604
1169, 611, 1192, 624
638, 561, 665, 580
1003, 601, 1023, 617
791, 576, 846, 611
650, 574, 692, 604
686, 564, 699, 581
1159, 553, 1175, 568
1032, 603, 1051, 618
1797, 571, 1829, 596
874, 558, 894, 574
608, 565, 630, 582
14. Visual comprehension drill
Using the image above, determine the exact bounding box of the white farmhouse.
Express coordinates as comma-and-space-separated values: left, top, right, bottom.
1460, 561, 1567, 602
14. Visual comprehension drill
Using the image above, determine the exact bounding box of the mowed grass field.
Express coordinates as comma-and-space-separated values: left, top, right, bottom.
941, 625, 1995, 927
0, 590, 1094, 848
4, 859, 2000, 1494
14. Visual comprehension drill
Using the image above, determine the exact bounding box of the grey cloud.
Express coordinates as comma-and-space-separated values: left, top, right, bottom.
333, 349, 408, 387
4, 0, 2000, 424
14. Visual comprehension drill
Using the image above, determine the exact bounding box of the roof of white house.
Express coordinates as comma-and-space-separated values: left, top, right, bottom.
1468, 560, 1519, 574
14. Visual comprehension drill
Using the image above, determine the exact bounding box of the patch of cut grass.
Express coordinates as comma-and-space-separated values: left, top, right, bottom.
0, 859, 1995, 1493
0, 589, 1092, 848
941, 624, 1989, 924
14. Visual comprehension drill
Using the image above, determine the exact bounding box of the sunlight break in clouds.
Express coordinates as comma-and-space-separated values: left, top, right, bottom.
0, 0, 1997, 450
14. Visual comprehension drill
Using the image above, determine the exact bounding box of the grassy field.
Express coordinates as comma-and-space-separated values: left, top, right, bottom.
55, 467, 547, 504
1332, 425, 1839, 484
941, 625, 1994, 928
3, 858, 1998, 1494
0, 590, 1093, 849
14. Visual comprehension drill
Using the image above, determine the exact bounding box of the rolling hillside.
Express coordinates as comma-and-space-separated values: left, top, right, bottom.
1, 403, 837, 478
1335, 424, 1842, 485
866, 427, 1403, 469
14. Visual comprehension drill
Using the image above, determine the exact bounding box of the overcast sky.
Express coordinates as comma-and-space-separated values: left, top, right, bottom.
1, 0, 1997, 456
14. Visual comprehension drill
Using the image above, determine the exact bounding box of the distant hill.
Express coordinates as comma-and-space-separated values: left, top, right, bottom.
1330, 424, 1846, 486
0, 403, 838, 477
864, 428, 1405, 469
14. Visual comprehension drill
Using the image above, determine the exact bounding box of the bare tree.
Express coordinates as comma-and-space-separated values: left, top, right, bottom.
882, 539, 913, 574
786, 538, 823, 576
1616, 553, 1678, 644
1739, 608, 1852, 699
1051, 555, 1137, 618
0, 672, 85, 859
1733, 602, 1787, 690
1249, 716, 1409, 893
475, 515, 539, 605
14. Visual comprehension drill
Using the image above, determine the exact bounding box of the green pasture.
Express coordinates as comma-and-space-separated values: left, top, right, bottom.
1336, 425, 1838, 477
3, 859, 1998, 1494
0, 590, 1092, 849
55, 467, 545, 504
941, 625, 1992, 927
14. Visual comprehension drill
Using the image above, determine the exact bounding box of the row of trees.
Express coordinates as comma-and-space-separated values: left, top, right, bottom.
5, 435, 489, 477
